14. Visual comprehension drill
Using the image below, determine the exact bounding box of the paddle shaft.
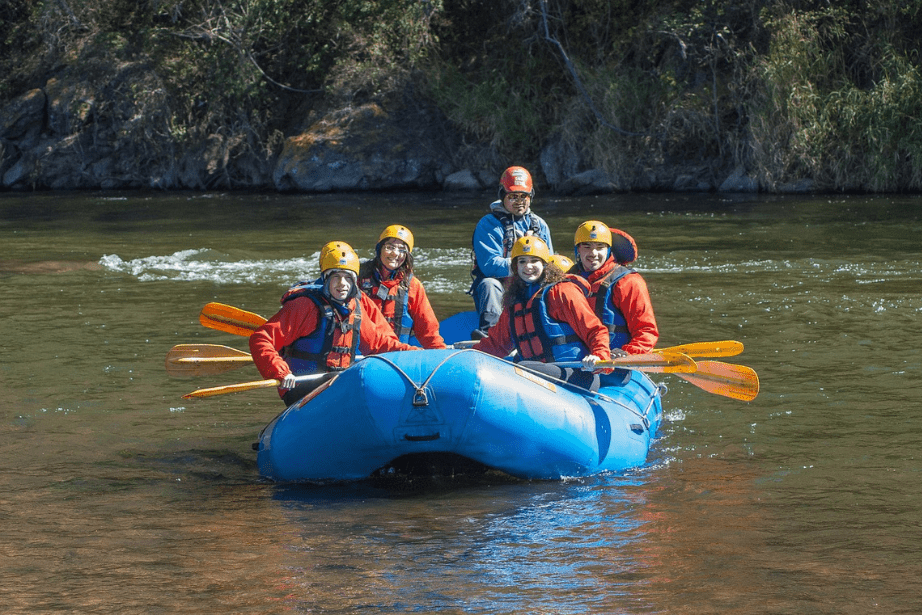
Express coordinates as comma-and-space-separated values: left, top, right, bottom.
656, 340, 743, 358
165, 343, 254, 377
556, 357, 758, 400
553, 351, 696, 374
173, 356, 252, 364
182, 373, 328, 399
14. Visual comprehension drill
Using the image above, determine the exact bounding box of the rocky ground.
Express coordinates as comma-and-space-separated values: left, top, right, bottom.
1, 63, 807, 195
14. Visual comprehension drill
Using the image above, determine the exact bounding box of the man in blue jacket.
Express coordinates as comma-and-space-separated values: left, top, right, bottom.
469, 166, 553, 337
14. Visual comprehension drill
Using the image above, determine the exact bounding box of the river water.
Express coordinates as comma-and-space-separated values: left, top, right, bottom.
2, 190, 920, 613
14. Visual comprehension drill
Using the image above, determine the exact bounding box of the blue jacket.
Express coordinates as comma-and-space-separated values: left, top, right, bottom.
471, 201, 553, 280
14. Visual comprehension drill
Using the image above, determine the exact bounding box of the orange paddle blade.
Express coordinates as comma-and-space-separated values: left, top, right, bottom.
199, 302, 267, 337
676, 360, 759, 401
165, 343, 253, 377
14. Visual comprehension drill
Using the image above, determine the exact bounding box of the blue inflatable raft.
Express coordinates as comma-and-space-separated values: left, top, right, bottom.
255, 348, 666, 483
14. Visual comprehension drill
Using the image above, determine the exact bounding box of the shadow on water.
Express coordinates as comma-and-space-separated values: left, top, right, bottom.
270, 454, 528, 504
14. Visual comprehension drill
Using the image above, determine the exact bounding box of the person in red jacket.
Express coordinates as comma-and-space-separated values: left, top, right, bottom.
571, 221, 659, 354
250, 243, 419, 405
357, 225, 447, 349
473, 236, 612, 390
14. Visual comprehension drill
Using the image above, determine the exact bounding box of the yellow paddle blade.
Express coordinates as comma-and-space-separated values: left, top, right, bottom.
199, 302, 267, 337
182, 373, 330, 399
675, 360, 760, 401
183, 378, 281, 399
596, 351, 697, 374
165, 343, 253, 377
657, 340, 744, 358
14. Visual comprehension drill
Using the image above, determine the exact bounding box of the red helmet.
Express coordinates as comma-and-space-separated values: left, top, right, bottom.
499, 166, 534, 196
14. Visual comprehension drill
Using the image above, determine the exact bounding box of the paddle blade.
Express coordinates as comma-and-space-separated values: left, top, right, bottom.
597, 351, 697, 373
657, 340, 744, 358
181, 372, 329, 399
199, 302, 267, 337
165, 343, 253, 377
676, 360, 760, 401
183, 378, 280, 399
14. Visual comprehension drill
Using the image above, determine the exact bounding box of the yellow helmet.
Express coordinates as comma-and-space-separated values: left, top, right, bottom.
319, 244, 361, 276
510, 236, 550, 262
574, 220, 612, 246
548, 254, 574, 271
378, 224, 414, 253
320, 240, 350, 261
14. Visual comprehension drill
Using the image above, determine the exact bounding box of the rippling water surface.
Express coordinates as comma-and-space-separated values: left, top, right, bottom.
2, 191, 921, 613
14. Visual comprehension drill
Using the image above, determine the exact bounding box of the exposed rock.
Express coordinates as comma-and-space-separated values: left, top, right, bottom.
274, 102, 456, 192
673, 173, 712, 192
718, 165, 759, 193
777, 178, 815, 194
555, 169, 618, 196
3, 153, 32, 188
539, 136, 582, 189
443, 169, 482, 190
0, 61, 815, 194
0, 89, 45, 145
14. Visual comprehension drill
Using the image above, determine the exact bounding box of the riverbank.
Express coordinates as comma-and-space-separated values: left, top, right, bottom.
3, 3, 921, 194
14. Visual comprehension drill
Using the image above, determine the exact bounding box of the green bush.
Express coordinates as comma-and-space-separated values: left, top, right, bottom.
750, 3, 922, 191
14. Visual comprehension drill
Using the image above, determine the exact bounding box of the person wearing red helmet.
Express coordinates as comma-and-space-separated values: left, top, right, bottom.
571, 221, 659, 354
357, 224, 447, 349
249, 243, 419, 405
469, 166, 553, 338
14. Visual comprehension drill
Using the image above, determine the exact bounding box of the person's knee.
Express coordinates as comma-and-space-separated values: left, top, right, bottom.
474, 277, 503, 301
473, 278, 504, 328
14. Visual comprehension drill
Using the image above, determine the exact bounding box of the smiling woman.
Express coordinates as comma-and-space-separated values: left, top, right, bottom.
471, 235, 615, 385
357, 224, 446, 349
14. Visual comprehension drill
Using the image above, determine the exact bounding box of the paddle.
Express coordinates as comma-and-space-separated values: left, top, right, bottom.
554, 351, 697, 374
656, 340, 743, 358
675, 360, 760, 401
182, 373, 329, 399
199, 302, 267, 337
165, 343, 253, 377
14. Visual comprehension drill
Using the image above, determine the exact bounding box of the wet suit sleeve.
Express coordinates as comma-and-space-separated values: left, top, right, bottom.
248, 298, 320, 380
471, 308, 515, 358
611, 274, 659, 354
358, 294, 421, 354
408, 277, 447, 349
546, 284, 612, 360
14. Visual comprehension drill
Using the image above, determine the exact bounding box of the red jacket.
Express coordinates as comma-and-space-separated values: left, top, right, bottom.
249, 292, 418, 381
582, 256, 658, 354
473, 279, 612, 361
362, 267, 447, 349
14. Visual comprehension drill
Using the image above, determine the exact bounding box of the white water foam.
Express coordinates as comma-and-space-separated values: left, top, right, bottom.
99, 249, 316, 285
99, 247, 475, 292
